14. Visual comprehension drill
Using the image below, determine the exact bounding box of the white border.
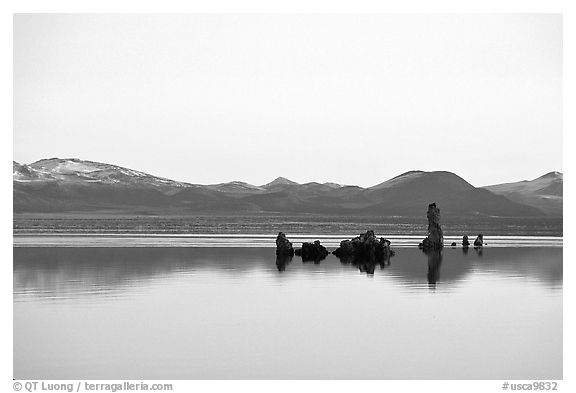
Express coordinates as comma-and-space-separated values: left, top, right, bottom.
3, 2, 573, 393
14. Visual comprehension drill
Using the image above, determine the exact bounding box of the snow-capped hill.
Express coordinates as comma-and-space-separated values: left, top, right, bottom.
483, 172, 563, 216
538, 171, 563, 180
26, 158, 190, 187
484, 172, 563, 198
13, 161, 54, 182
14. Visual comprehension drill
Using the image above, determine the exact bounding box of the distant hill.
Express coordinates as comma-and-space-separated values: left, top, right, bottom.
13, 158, 245, 213
483, 172, 563, 216
22, 158, 190, 187
360, 170, 543, 217
13, 158, 557, 217
261, 176, 299, 189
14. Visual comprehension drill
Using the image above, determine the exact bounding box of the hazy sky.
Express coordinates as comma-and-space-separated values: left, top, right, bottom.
14, 14, 562, 187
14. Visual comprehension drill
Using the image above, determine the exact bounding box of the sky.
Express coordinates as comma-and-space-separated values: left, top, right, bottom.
13, 13, 562, 187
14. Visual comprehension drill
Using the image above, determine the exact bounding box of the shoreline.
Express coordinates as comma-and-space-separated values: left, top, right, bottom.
13, 216, 563, 238
13, 233, 563, 248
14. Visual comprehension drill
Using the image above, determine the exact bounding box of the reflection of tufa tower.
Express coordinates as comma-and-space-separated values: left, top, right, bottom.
426, 250, 443, 289
421, 203, 444, 250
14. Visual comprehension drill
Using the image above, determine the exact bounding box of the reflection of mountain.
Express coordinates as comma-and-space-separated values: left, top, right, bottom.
13, 248, 276, 300
14, 247, 562, 300
14, 158, 556, 217
380, 247, 562, 289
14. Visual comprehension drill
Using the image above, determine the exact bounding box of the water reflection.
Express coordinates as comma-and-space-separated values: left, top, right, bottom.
301, 257, 325, 264
13, 246, 563, 380
425, 250, 443, 289
13, 247, 563, 301
275, 254, 293, 272
334, 253, 392, 275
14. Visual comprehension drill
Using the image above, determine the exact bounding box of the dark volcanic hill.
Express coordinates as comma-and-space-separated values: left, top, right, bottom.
13, 158, 555, 217
483, 172, 563, 216
359, 170, 545, 217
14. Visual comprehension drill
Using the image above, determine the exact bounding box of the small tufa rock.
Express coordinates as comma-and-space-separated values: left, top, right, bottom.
276, 232, 295, 256
332, 230, 394, 261
451, 242, 457, 247
474, 234, 484, 248
295, 240, 329, 262
333, 230, 394, 275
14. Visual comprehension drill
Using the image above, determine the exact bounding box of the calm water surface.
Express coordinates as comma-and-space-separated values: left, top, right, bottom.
14, 245, 562, 379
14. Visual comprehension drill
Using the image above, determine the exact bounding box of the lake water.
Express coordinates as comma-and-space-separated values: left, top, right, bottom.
13, 240, 562, 379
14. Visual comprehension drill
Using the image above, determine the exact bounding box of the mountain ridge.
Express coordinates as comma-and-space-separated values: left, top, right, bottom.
13, 158, 561, 217
483, 171, 563, 216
